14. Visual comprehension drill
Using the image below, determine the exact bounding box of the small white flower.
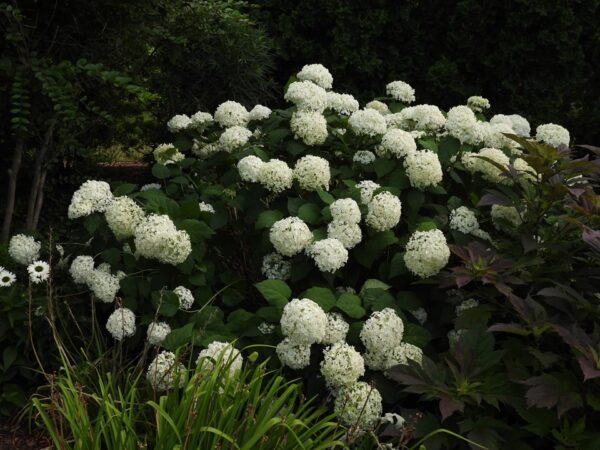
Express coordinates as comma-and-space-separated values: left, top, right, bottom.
258, 322, 276, 334
27, 260, 50, 284
467, 96, 490, 113
386, 80, 416, 103
249, 104, 272, 121
353, 150, 376, 165
356, 180, 380, 205
297, 64, 333, 89
377, 129, 417, 159
290, 111, 328, 146
0, 269, 16, 287
219, 126, 252, 152
326, 92, 359, 115
104, 196, 145, 239
327, 221, 362, 249
69, 255, 95, 284
261, 253, 291, 280
174, 286, 195, 310
403, 150, 443, 189
189, 111, 214, 128
449, 206, 479, 234
153, 143, 184, 165
147, 322, 171, 346
285, 81, 328, 112
322, 312, 349, 344
456, 298, 479, 316
141, 183, 161, 191
167, 114, 192, 132
106, 307, 136, 340
198, 202, 215, 213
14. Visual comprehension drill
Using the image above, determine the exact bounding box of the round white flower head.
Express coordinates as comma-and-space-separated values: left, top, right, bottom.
322, 312, 349, 345
386, 80, 416, 103
445, 105, 485, 145
381, 413, 406, 430
327, 221, 362, 249
134, 215, 192, 265
385, 112, 405, 130
482, 122, 517, 150
249, 104, 272, 121
330, 198, 361, 224
290, 111, 328, 146
141, 183, 161, 192
106, 307, 136, 340
321, 342, 365, 389
258, 322, 276, 334
261, 252, 291, 280
456, 298, 479, 316
147, 321, 171, 346
385, 343, 423, 371
326, 92, 359, 115
363, 349, 389, 371
449, 206, 479, 234
269, 217, 313, 257
9, 234, 41, 265
276, 338, 311, 369
353, 150, 376, 165
396, 104, 446, 131
198, 202, 215, 214
536, 123, 570, 147
191, 141, 221, 159
189, 111, 213, 129
284, 80, 328, 112
366, 192, 402, 231
334, 382, 383, 429
153, 143, 184, 165
306, 238, 349, 273
69, 255, 95, 284
410, 307, 428, 325
365, 100, 390, 115
258, 159, 294, 193
237, 155, 265, 182
491, 114, 531, 137
348, 109, 387, 137
146, 351, 185, 391
167, 114, 192, 132
294, 155, 331, 191
360, 308, 404, 354
87, 269, 120, 303
96, 262, 111, 273
280, 298, 327, 344
404, 229, 450, 278
467, 96, 490, 113
219, 126, 252, 152
27, 260, 50, 284
403, 150, 443, 190
104, 196, 145, 239
472, 228, 493, 242
461, 148, 511, 184
356, 180, 380, 205
174, 285, 194, 310
491, 204, 522, 231
297, 64, 333, 89
377, 129, 417, 159
196, 341, 243, 377
214, 101, 250, 127
0, 269, 16, 287
68, 180, 114, 219
513, 158, 537, 183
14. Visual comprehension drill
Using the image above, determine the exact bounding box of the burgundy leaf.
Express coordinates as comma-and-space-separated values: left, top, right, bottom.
456, 274, 473, 288
439, 395, 464, 421
524, 374, 583, 417
477, 190, 512, 207
488, 323, 529, 335
577, 357, 600, 381
582, 227, 600, 253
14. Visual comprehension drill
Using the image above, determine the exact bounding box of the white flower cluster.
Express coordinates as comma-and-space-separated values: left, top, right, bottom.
490, 114, 530, 137
365, 100, 390, 115
321, 342, 365, 388
366, 191, 402, 231
536, 123, 570, 147
290, 111, 328, 145
449, 206, 480, 234
141, 183, 161, 191
249, 104, 272, 121
386, 80, 416, 103
445, 105, 485, 145
87, 268, 121, 303
147, 351, 186, 391
491, 204, 522, 231
174, 285, 195, 310
196, 341, 243, 377
404, 150, 443, 189
356, 180, 380, 204
269, 217, 313, 256
134, 214, 192, 265
482, 122, 518, 151
68, 180, 114, 219
281, 298, 328, 344
334, 382, 383, 429
153, 143, 184, 165
167, 114, 192, 132
69, 255, 95, 284
27, 260, 50, 284
8, 234, 41, 265
297, 63, 334, 90
106, 307, 136, 340
353, 150, 376, 165
147, 321, 171, 346
456, 298, 479, 316
377, 129, 416, 159
276, 338, 312, 369
285, 81, 328, 112
461, 147, 511, 184
392, 104, 446, 132
214, 101, 249, 127
189, 111, 213, 128
261, 252, 291, 280
219, 126, 252, 152
386, 342, 423, 368
467, 96, 490, 113
191, 141, 220, 159
322, 312, 349, 344
258, 159, 294, 193
198, 202, 215, 213
348, 109, 387, 137
404, 229, 450, 278
327, 221, 362, 249
104, 196, 145, 239
237, 155, 264, 182
326, 92, 359, 115
330, 198, 361, 224
513, 158, 537, 184
306, 238, 349, 273
360, 308, 404, 371
0, 267, 16, 287
293, 155, 331, 191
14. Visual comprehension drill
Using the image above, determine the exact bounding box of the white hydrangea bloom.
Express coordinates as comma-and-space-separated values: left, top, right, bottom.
153, 143, 184, 165
198, 202, 215, 213
513, 158, 537, 183
290, 111, 328, 146
353, 150, 376, 165
363, 350, 389, 371
297, 64, 333, 89
167, 114, 192, 132
449, 206, 479, 234
472, 228, 493, 242
191, 141, 221, 159
293, 155, 331, 191
69, 255, 95, 284
106, 307, 136, 340
326, 92, 359, 115
174, 286, 194, 310
482, 122, 517, 150
27, 260, 50, 284
322, 312, 349, 344
360, 308, 404, 354
141, 183, 161, 191
261, 252, 291, 280
87, 269, 120, 303
96, 262, 111, 273
386, 80, 416, 103
214, 101, 250, 127
410, 307, 428, 325
276, 338, 311, 369
285, 80, 328, 112
385, 113, 405, 130
189, 111, 213, 128
385, 343, 423, 370
219, 126, 252, 152
456, 298, 479, 316
269, 217, 313, 257
68, 180, 114, 219
348, 109, 387, 137
8, 234, 41, 265
366, 192, 402, 231
237, 155, 265, 182
404, 229, 450, 278
146, 351, 185, 391
330, 198, 361, 224
147, 322, 171, 346
536, 123, 570, 147
467, 96, 490, 113
306, 238, 349, 273
196, 341, 243, 377
356, 180, 380, 205
327, 221, 362, 249
461, 148, 511, 184
0, 269, 16, 287
381, 413, 406, 430
491, 114, 530, 137
258, 159, 294, 193
491, 204, 522, 230
404, 150, 443, 189
104, 196, 145, 239
377, 129, 417, 159
365, 100, 390, 115
334, 382, 383, 429
134, 215, 192, 265
258, 322, 276, 335
445, 105, 485, 145
249, 104, 272, 121
321, 342, 365, 388
396, 104, 446, 131
280, 298, 328, 344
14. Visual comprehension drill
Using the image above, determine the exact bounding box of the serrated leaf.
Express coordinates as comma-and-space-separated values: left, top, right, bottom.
336, 293, 366, 319
255, 280, 291, 308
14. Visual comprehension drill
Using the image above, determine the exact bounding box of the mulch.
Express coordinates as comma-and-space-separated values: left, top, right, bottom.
0, 425, 50, 450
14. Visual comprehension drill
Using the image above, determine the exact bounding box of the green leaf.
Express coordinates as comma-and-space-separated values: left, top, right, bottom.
152, 164, 170, 179
163, 323, 194, 351
388, 252, 407, 278
403, 324, 433, 347
83, 214, 101, 234
255, 210, 284, 230
255, 280, 291, 308
360, 279, 391, 295
353, 231, 398, 268
437, 136, 461, 164
100, 248, 120, 266
179, 219, 214, 242
268, 128, 291, 144
3, 347, 17, 370
298, 203, 321, 225
301, 287, 336, 311
286, 141, 306, 156
113, 183, 137, 196
317, 190, 335, 205
416, 220, 438, 231
256, 306, 281, 322
374, 159, 396, 177
336, 294, 367, 319
405, 190, 425, 214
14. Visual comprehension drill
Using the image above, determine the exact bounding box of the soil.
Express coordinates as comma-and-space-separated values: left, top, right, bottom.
0, 425, 50, 450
